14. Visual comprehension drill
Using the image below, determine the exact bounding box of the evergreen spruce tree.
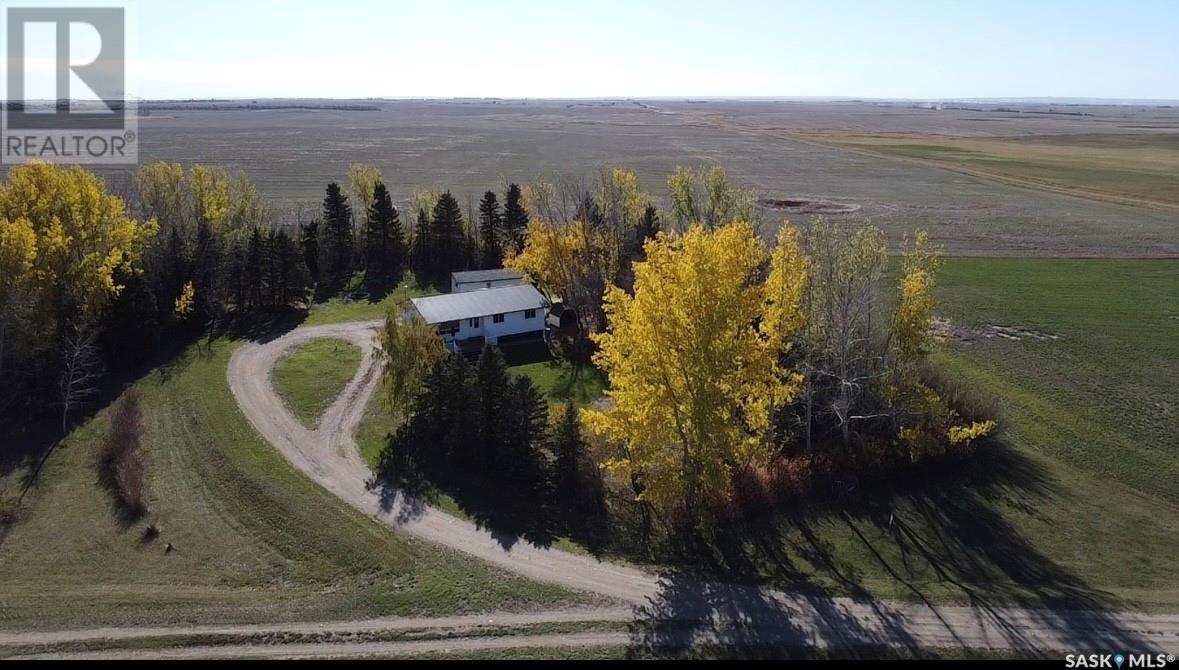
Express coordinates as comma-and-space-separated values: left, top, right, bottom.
318, 182, 354, 290
503, 376, 551, 504
433, 354, 475, 468
245, 227, 266, 309
224, 236, 248, 310
410, 207, 431, 278
363, 182, 404, 290
478, 191, 503, 269
192, 220, 226, 342
430, 190, 465, 280
638, 202, 661, 243
503, 183, 529, 254
387, 191, 406, 278
300, 219, 320, 283
474, 344, 510, 474
550, 400, 585, 506
577, 194, 604, 229
269, 228, 309, 307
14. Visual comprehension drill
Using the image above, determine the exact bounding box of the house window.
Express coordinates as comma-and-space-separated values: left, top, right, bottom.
468, 317, 480, 328
439, 320, 459, 335
493, 313, 505, 323
524, 309, 537, 319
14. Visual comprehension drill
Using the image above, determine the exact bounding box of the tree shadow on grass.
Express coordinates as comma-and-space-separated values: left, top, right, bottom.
222, 308, 307, 344
428, 475, 562, 551
629, 443, 1157, 657
368, 433, 565, 551
368, 445, 432, 525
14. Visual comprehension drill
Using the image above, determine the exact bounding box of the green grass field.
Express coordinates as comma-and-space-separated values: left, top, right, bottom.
722, 257, 1179, 610
271, 339, 362, 429
0, 336, 591, 631
812, 133, 1179, 209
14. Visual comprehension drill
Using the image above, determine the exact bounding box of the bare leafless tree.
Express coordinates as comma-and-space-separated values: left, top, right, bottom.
58, 320, 103, 433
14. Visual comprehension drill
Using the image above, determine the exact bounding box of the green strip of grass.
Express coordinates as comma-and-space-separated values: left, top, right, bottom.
271, 339, 362, 429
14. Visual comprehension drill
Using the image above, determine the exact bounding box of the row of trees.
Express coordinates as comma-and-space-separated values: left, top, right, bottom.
307, 167, 535, 290
0, 157, 583, 446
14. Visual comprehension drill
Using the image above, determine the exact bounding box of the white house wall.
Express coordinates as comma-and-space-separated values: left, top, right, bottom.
447, 307, 544, 343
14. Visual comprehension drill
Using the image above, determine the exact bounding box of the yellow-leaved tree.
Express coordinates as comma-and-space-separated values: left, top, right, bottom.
581, 222, 806, 521
0, 163, 156, 427
889, 230, 995, 457
0, 214, 37, 376
348, 163, 384, 214
893, 230, 942, 365
0, 163, 157, 321
377, 306, 446, 419
666, 165, 760, 233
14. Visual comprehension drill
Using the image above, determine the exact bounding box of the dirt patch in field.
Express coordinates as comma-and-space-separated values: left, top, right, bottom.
759, 197, 861, 215
933, 317, 1061, 344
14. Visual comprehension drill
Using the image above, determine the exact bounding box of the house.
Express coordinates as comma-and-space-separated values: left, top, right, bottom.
450, 268, 527, 293
410, 284, 549, 353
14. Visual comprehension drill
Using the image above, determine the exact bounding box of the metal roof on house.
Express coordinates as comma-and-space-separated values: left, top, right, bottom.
411, 284, 547, 324
451, 268, 526, 284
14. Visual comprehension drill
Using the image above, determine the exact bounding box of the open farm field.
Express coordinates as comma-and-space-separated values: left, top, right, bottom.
801, 132, 1179, 209
12, 99, 1171, 257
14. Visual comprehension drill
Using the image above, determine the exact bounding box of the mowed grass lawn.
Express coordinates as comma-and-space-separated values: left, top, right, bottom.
733, 257, 1179, 610
272, 339, 362, 429
812, 133, 1179, 208
0, 337, 591, 631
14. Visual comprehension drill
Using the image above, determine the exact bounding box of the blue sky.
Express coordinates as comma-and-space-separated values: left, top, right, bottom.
66, 0, 1179, 99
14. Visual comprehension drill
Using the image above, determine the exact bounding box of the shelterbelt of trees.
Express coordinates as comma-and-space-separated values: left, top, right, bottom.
0, 161, 541, 443
377, 166, 998, 540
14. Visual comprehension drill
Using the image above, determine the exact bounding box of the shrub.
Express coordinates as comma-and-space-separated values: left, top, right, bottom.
100, 389, 148, 517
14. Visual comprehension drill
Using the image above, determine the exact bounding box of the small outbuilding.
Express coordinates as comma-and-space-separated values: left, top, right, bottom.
450, 268, 527, 293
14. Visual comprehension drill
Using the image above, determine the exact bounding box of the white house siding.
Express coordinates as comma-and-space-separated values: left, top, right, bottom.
453, 277, 526, 293
447, 307, 543, 344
